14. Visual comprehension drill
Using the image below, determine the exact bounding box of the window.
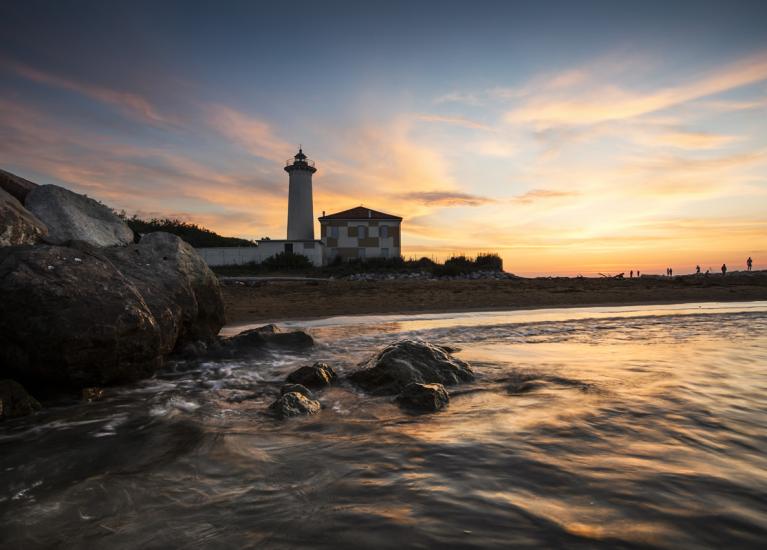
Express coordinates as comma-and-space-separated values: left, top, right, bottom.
329, 226, 339, 239
381, 247, 389, 258
284, 243, 293, 253
358, 225, 367, 239
380, 225, 388, 238
358, 248, 366, 259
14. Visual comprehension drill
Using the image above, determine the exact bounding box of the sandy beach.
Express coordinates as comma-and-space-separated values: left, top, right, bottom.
222, 271, 767, 324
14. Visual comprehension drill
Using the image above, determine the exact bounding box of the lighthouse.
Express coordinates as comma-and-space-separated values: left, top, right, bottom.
284, 147, 317, 240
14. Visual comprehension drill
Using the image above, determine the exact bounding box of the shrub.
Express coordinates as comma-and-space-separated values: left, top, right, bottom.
261, 251, 313, 270
474, 253, 503, 271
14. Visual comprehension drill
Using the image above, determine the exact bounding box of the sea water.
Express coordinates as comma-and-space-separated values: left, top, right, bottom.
1, 302, 766, 548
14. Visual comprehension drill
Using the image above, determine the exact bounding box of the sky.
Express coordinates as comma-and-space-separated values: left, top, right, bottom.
1, 0, 766, 276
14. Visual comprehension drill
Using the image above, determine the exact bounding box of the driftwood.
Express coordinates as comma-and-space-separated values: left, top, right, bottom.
598, 272, 625, 279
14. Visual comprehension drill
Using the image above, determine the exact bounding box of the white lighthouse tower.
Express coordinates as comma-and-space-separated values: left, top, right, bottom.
284, 147, 317, 240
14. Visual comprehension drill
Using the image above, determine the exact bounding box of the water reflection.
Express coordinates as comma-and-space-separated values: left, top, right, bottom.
2, 302, 767, 548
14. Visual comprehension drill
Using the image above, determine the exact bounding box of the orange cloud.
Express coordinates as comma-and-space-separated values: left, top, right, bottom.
207, 105, 293, 160
504, 51, 767, 127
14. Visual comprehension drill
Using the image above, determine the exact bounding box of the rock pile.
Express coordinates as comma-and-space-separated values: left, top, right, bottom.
0, 171, 226, 417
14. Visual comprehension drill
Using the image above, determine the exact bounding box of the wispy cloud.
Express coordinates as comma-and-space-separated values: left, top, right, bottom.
401, 190, 494, 206
207, 105, 293, 160
0, 58, 169, 125
512, 189, 578, 203
416, 113, 492, 131
504, 51, 767, 127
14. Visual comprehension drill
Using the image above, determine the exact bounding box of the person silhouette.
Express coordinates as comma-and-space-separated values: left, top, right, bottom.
669, 267, 673, 277
637, 270, 640, 277
696, 265, 700, 274
721, 264, 727, 276
747, 257, 753, 271
630, 270, 633, 278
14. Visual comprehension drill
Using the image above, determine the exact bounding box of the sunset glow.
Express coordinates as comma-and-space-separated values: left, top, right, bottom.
1, 1, 766, 275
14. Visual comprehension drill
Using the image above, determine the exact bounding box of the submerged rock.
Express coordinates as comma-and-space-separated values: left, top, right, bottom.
285, 362, 337, 389
396, 382, 449, 412
0, 379, 42, 420
280, 383, 314, 399
0, 187, 47, 246
0, 244, 163, 388
103, 232, 225, 354
25, 184, 134, 247
225, 324, 314, 351
348, 339, 474, 395
268, 392, 321, 418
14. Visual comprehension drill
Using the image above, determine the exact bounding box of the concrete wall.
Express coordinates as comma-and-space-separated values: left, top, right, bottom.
320, 220, 401, 262
197, 240, 324, 267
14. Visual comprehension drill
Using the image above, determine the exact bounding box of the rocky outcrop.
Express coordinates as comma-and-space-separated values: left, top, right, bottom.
348, 339, 474, 395
0, 187, 47, 246
103, 232, 225, 354
0, 379, 41, 420
0, 244, 163, 389
268, 391, 321, 418
285, 362, 337, 389
0, 169, 38, 203
25, 184, 134, 247
280, 383, 314, 399
225, 324, 314, 351
396, 382, 449, 412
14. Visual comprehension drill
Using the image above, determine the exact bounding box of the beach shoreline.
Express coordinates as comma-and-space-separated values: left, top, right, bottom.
222, 272, 767, 325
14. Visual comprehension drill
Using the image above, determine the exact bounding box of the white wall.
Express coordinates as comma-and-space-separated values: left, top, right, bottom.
197, 240, 324, 267
287, 170, 314, 240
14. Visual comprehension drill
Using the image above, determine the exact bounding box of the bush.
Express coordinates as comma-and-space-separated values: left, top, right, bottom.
122, 215, 256, 248
474, 253, 503, 271
261, 251, 313, 271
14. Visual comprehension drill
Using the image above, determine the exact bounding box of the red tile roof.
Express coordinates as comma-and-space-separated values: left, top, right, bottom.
318, 206, 402, 221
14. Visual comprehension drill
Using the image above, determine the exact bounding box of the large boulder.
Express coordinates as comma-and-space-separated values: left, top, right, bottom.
103, 232, 225, 353
268, 392, 321, 419
348, 339, 474, 395
0, 379, 42, 420
0, 169, 38, 203
225, 324, 314, 351
0, 187, 47, 246
25, 184, 134, 247
396, 382, 449, 413
285, 362, 337, 389
0, 244, 163, 389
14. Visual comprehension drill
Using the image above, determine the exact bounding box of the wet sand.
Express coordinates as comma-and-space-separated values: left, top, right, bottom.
222, 271, 767, 324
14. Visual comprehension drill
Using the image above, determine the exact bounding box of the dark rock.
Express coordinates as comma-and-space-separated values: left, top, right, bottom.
225, 324, 314, 351
0, 187, 47, 246
0, 244, 163, 389
396, 382, 449, 412
506, 380, 543, 394
348, 339, 474, 395
268, 392, 321, 418
103, 232, 225, 354
25, 184, 134, 247
0, 169, 38, 203
285, 362, 336, 389
280, 383, 314, 399
0, 379, 42, 420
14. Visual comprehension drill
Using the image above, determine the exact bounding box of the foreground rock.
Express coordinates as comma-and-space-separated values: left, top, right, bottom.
268, 391, 321, 418
286, 362, 337, 389
348, 339, 474, 395
0, 169, 38, 203
0, 187, 47, 246
103, 232, 225, 354
225, 324, 314, 351
396, 382, 449, 412
0, 244, 163, 388
25, 184, 134, 247
0, 379, 42, 420
280, 384, 315, 399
